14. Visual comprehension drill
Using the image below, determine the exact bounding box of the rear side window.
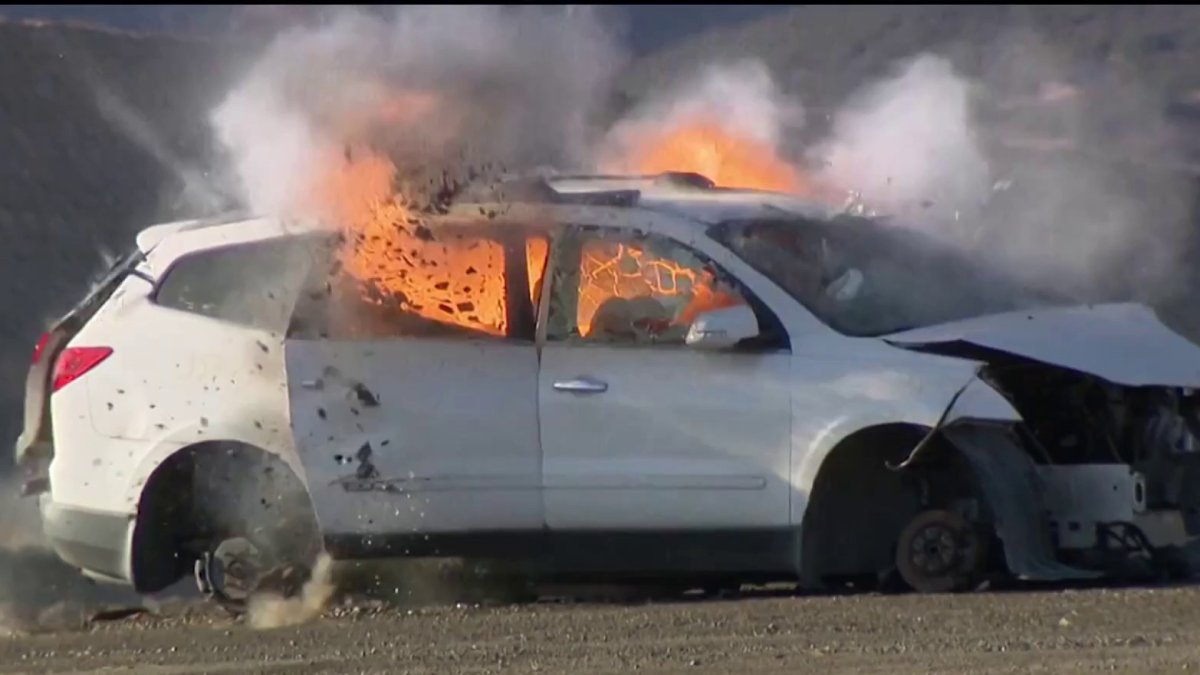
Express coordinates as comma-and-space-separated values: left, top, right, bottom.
288, 226, 545, 342
155, 238, 316, 332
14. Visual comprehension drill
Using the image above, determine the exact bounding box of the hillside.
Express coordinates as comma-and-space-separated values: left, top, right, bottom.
622, 6, 1200, 117
0, 22, 245, 464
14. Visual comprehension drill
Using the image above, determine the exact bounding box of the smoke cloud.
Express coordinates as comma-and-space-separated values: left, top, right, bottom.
810, 54, 992, 236
602, 33, 1195, 310
212, 5, 624, 217
209, 7, 1196, 324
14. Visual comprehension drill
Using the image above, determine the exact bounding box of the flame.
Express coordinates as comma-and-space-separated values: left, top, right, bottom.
576, 238, 743, 337
616, 117, 810, 194
309, 146, 511, 337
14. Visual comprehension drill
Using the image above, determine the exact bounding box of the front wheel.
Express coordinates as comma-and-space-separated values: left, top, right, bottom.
895, 509, 988, 593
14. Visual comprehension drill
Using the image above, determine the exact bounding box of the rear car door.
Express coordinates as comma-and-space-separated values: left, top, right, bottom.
285, 222, 551, 545
538, 224, 793, 532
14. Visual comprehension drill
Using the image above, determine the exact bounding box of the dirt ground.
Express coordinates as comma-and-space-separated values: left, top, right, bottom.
2, 582, 1200, 674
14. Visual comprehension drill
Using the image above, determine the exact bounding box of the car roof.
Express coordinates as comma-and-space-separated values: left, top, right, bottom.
134, 172, 844, 253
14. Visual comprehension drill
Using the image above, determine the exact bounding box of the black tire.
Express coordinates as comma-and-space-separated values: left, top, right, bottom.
895, 509, 988, 593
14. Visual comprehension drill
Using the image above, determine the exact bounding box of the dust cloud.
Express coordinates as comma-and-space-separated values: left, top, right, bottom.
246, 552, 335, 630
0, 478, 144, 635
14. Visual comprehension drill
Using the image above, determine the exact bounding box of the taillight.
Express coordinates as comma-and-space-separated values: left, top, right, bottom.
32, 332, 51, 365
52, 347, 113, 393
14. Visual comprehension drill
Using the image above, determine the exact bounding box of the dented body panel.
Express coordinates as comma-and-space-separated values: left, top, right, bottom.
286, 338, 543, 535
884, 303, 1200, 388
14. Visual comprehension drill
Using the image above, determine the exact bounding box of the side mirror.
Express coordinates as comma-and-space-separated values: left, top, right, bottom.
685, 305, 760, 350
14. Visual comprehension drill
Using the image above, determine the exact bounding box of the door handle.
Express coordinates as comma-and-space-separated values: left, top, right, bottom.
553, 376, 608, 394
300, 379, 323, 391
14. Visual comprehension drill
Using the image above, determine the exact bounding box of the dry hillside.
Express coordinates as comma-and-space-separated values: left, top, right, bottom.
0, 22, 244, 464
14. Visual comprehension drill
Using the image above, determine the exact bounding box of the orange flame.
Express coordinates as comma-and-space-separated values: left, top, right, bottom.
576, 238, 743, 338
617, 117, 810, 194
309, 147, 512, 337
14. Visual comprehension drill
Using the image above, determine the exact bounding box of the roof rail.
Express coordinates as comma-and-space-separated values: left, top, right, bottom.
652, 171, 715, 189
456, 176, 642, 207
536, 171, 716, 189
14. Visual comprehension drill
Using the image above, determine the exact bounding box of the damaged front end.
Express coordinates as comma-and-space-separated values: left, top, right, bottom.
902, 348, 1200, 585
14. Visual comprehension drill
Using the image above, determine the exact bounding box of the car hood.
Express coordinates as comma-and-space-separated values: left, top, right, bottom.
882, 303, 1200, 388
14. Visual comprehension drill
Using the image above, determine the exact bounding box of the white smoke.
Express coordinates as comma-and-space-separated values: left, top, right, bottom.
810, 54, 992, 235
606, 36, 1194, 308
212, 5, 625, 216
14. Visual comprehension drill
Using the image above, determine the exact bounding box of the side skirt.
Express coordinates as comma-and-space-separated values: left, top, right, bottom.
324, 528, 798, 580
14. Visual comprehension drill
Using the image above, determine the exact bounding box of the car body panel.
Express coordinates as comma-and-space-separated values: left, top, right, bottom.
884, 303, 1200, 387
539, 343, 793, 530
285, 338, 544, 536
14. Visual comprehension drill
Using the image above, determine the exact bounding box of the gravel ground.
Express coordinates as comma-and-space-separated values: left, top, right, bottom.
2, 583, 1200, 674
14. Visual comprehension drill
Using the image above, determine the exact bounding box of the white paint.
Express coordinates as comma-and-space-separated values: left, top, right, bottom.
884, 303, 1200, 388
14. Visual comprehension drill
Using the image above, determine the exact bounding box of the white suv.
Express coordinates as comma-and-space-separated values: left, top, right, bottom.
17, 172, 1200, 606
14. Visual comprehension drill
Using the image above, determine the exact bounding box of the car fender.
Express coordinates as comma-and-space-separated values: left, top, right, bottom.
124, 423, 309, 513
789, 364, 1022, 525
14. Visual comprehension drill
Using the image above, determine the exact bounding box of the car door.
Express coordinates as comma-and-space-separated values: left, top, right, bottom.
285, 222, 550, 541
538, 223, 793, 532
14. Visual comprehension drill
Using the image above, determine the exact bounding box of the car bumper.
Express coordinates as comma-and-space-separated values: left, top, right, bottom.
39, 495, 134, 584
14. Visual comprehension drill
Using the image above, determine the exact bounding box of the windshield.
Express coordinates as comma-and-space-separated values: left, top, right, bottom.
711, 216, 1068, 337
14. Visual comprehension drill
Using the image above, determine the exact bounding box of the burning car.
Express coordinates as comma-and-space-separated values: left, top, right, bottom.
15, 171, 1200, 607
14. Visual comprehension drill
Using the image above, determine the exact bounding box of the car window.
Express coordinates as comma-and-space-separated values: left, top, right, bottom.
545, 227, 757, 347
154, 237, 315, 333
288, 225, 544, 342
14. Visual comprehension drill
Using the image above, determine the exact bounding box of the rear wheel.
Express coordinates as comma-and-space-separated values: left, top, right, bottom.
195, 536, 313, 614
895, 509, 988, 593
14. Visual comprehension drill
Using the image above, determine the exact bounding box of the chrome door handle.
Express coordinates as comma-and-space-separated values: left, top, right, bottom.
553, 376, 608, 394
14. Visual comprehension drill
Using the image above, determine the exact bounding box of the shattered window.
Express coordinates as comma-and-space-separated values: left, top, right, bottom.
546, 227, 748, 346
713, 217, 1066, 337
289, 227, 544, 342
155, 237, 316, 333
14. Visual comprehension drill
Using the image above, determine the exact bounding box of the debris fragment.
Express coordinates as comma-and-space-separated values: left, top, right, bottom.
351, 383, 380, 408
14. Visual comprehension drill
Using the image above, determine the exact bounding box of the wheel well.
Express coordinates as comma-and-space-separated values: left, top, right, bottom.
798, 424, 983, 587
130, 441, 318, 594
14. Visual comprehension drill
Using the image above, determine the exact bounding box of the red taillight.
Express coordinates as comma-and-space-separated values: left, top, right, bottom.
32, 332, 51, 365
52, 347, 113, 393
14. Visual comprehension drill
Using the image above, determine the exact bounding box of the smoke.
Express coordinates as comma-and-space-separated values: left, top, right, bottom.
607, 33, 1195, 309
212, 5, 625, 217
809, 54, 992, 236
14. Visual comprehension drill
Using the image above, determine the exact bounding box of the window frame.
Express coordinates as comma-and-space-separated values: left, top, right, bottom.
539, 223, 790, 353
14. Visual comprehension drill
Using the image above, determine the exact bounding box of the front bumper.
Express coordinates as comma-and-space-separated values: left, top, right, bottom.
39, 495, 135, 584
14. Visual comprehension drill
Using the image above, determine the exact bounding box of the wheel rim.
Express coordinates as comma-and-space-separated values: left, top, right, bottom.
206, 537, 269, 603
896, 510, 985, 593
908, 523, 963, 577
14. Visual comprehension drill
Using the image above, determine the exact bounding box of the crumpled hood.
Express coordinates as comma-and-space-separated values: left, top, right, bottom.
883, 303, 1200, 388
